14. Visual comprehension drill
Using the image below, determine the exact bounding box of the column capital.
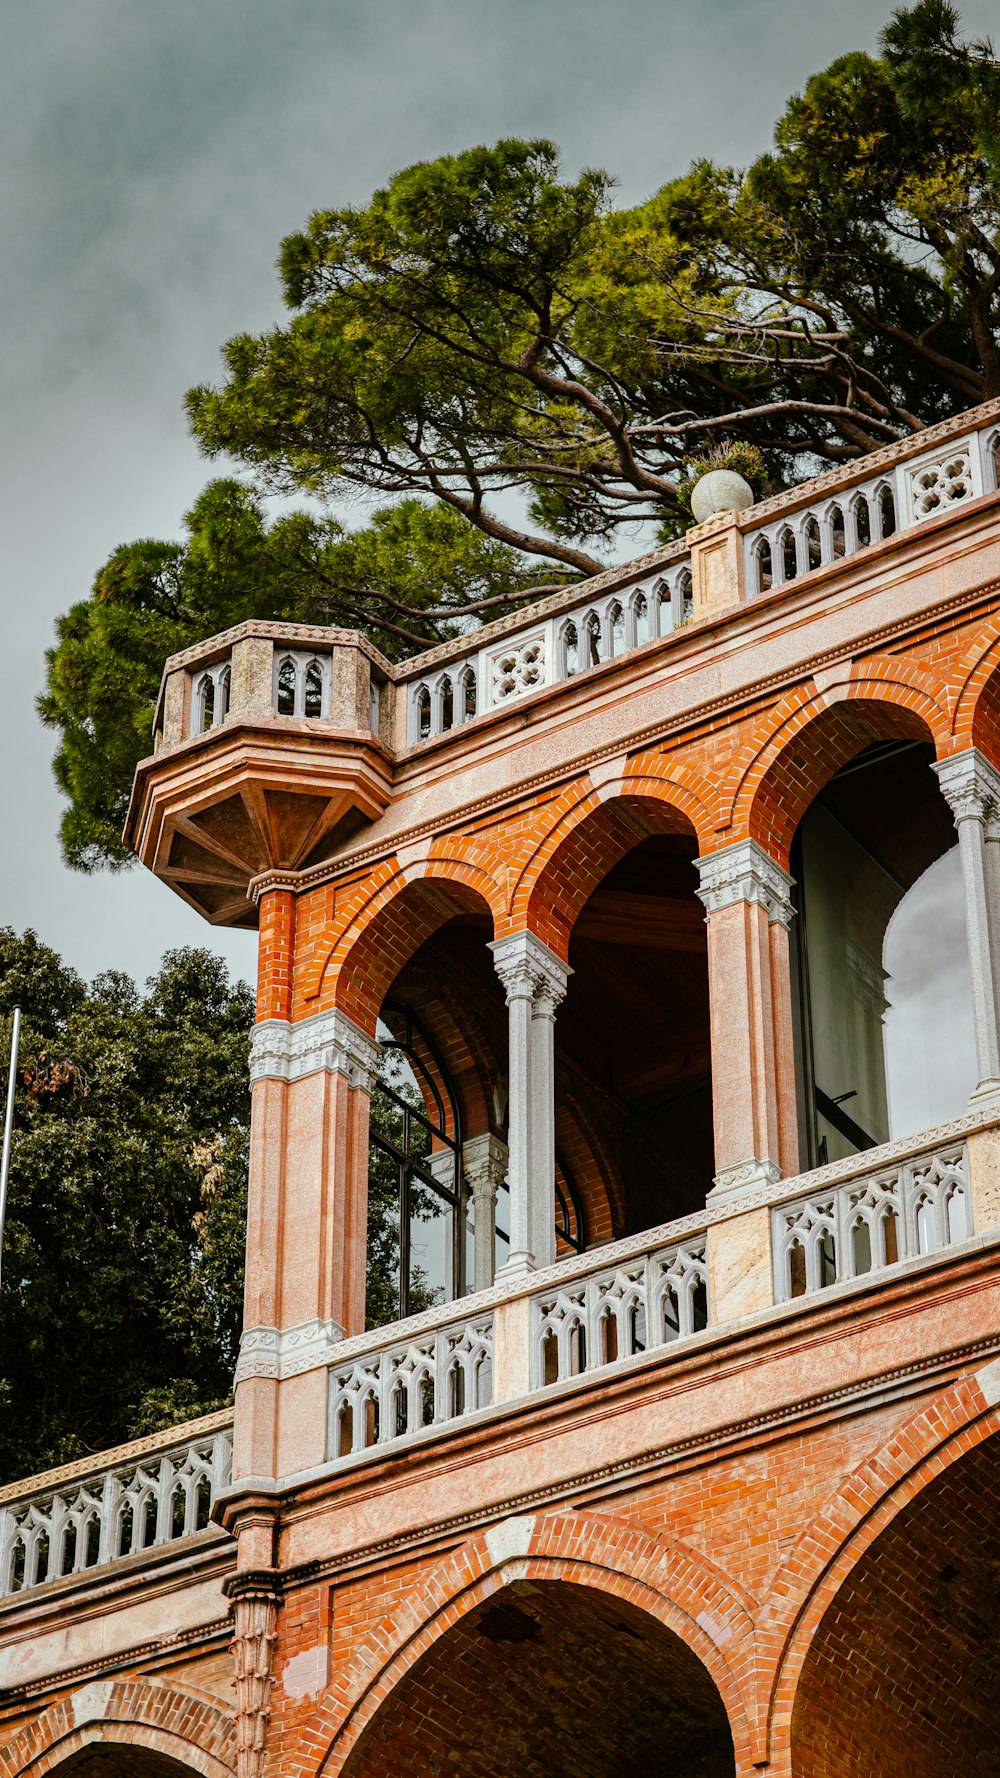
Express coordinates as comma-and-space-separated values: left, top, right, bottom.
249, 1006, 378, 1088
934, 749, 1000, 829
462, 1132, 509, 1194
696, 839, 795, 927
489, 931, 572, 1009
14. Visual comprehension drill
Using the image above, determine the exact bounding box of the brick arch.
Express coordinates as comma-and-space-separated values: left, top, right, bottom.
308, 870, 498, 1033
950, 614, 1000, 759
512, 786, 701, 963
726, 665, 949, 868
304, 1511, 758, 1776
757, 1364, 1000, 1771
1, 1677, 236, 1778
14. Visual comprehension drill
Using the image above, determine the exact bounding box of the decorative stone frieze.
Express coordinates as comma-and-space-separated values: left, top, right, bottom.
696, 840, 795, 927
249, 1007, 379, 1089
234, 1318, 347, 1387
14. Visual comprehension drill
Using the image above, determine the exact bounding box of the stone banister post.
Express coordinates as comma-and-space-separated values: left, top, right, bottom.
490, 933, 571, 1275
697, 840, 798, 1195
234, 975, 377, 1483
462, 1132, 509, 1292
935, 749, 1000, 1099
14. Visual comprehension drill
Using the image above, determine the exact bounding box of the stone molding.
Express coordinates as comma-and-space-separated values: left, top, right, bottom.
935, 748, 1000, 832
489, 930, 572, 1011
846, 941, 891, 1016
234, 1319, 346, 1386
696, 839, 795, 927
249, 1008, 378, 1089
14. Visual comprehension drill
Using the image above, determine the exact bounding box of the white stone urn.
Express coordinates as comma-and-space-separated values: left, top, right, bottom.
690, 470, 755, 524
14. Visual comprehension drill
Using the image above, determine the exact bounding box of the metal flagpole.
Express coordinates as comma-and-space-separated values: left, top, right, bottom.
0, 1006, 21, 1293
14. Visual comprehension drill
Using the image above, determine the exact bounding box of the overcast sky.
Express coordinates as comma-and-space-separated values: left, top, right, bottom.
2, 0, 995, 1115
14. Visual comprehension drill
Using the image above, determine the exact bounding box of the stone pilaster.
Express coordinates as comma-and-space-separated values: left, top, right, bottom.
697, 839, 798, 1194
236, 1003, 378, 1483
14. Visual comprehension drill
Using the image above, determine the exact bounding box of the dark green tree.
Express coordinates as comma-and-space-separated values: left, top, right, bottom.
41, 3, 1000, 871
0, 932, 253, 1483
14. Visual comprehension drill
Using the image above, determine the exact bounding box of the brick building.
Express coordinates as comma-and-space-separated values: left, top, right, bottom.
3, 402, 1000, 1775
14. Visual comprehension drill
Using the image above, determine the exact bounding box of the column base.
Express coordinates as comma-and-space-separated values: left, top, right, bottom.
496, 1249, 536, 1280
708, 1158, 782, 1200
969, 1078, 1000, 1108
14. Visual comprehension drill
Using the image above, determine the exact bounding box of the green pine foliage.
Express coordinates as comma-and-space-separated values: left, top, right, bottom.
40, 3, 1000, 872
0, 931, 253, 1482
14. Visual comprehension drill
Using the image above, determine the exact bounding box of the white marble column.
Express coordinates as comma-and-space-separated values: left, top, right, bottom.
462, 1132, 509, 1292
935, 750, 1000, 1100
696, 839, 798, 1194
490, 932, 571, 1274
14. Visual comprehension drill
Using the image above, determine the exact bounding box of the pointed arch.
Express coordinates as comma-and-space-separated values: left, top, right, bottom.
2, 1677, 236, 1778
299, 1510, 757, 1776
757, 1361, 1000, 1766
724, 663, 951, 865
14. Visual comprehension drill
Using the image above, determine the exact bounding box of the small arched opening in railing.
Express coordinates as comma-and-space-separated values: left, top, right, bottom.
439, 675, 454, 733
560, 620, 579, 678
853, 493, 872, 548
946, 1182, 969, 1244
829, 504, 846, 558
303, 658, 324, 718
633, 590, 650, 646
608, 601, 625, 657
779, 526, 797, 583
276, 657, 296, 716
915, 1193, 937, 1254
197, 673, 216, 733
584, 610, 602, 667
677, 567, 693, 621
804, 515, 822, 572
460, 666, 477, 721
754, 536, 773, 595
876, 482, 896, 540
415, 684, 432, 742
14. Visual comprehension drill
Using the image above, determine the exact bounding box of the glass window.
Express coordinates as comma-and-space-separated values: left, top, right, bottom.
367, 1005, 467, 1327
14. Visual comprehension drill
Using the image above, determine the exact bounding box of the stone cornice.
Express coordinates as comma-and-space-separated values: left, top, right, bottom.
696, 839, 795, 927
249, 1008, 378, 1089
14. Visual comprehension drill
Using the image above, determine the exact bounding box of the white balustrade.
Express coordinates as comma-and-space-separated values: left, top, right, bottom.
745, 422, 1000, 597
530, 1236, 708, 1388
0, 1424, 232, 1597
405, 559, 693, 743
272, 647, 332, 720
772, 1140, 971, 1302
329, 1309, 494, 1459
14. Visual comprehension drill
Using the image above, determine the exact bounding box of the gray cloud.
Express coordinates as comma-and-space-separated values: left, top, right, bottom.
2, 0, 995, 994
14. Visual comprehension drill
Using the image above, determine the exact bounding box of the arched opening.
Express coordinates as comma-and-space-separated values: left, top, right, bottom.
340, 1580, 735, 1778
791, 1433, 1000, 1777
536, 799, 713, 1234
51, 1749, 205, 1777
783, 722, 961, 1167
